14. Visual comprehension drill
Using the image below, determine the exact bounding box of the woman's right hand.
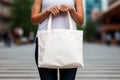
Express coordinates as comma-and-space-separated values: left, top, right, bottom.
46, 6, 60, 16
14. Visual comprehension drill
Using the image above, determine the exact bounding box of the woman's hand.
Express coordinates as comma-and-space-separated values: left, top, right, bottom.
46, 6, 60, 16
59, 4, 74, 13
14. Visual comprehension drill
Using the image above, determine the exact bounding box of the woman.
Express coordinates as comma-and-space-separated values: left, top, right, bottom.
31, 0, 84, 80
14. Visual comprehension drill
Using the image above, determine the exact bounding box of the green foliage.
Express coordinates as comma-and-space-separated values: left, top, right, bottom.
10, 0, 37, 37
76, 24, 85, 30
84, 19, 96, 40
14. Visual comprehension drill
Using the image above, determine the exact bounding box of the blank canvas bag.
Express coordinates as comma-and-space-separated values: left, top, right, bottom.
38, 11, 84, 69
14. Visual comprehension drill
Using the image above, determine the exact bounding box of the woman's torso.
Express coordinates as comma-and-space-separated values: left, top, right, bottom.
36, 0, 77, 37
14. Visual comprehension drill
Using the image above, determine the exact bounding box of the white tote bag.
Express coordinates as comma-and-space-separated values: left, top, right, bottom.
38, 11, 84, 69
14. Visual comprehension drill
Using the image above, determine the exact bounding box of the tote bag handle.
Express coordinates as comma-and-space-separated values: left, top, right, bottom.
47, 11, 74, 31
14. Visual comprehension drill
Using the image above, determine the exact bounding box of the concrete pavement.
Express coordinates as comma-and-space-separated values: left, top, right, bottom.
0, 42, 120, 80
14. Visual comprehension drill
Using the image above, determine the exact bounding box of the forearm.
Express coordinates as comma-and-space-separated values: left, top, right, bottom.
31, 10, 50, 25
69, 9, 84, 25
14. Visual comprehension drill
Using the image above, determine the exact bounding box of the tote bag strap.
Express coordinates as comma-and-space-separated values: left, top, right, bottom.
47, 11, 74, 32
68, 11, 74, 30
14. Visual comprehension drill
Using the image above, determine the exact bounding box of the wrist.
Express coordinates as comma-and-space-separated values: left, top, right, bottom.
69, 7, 74, 12
45, 9, 51, 14
68, 7, 74, 11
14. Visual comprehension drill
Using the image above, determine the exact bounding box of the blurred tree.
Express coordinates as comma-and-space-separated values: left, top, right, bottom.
10, 0, 37, 37
76, 24, 85, 30
84, 19, 96, 41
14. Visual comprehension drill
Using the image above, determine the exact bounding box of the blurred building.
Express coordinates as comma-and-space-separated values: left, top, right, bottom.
86, 0, 109, 19
91, 9, 102, 21
109, 0, 117, 5
0, 0, 13, 31
96, 0, 120, 45
101, 0, 109, 11
86, 0, 102, 19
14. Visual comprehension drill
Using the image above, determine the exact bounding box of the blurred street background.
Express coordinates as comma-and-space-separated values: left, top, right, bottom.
0, 0, 120, 80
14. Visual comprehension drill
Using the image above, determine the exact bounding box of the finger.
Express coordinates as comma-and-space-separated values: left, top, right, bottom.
54, 6, 59, 13
49, 7, 57, 15
53, 8, 58, 15
61, 8, 66, 12
60, 8, 63, 12
60, 7, 65, 12
62, 4, 69, 11
52, 8, 58, 16
50, 9, 56, 15
52, 10, 56, 15
60, 7, 67, 12
60, 5, 63, 11
65, 7, 69, 11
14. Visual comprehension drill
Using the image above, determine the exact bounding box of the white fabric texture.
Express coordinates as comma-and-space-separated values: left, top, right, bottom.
36, 0, 77, 37
38, 12, 84, 68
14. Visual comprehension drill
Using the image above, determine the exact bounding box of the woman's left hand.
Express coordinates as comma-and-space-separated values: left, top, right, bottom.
59, 4, 74, 13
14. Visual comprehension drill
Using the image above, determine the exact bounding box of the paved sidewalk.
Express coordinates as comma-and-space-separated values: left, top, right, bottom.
0, 42, 120, 80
